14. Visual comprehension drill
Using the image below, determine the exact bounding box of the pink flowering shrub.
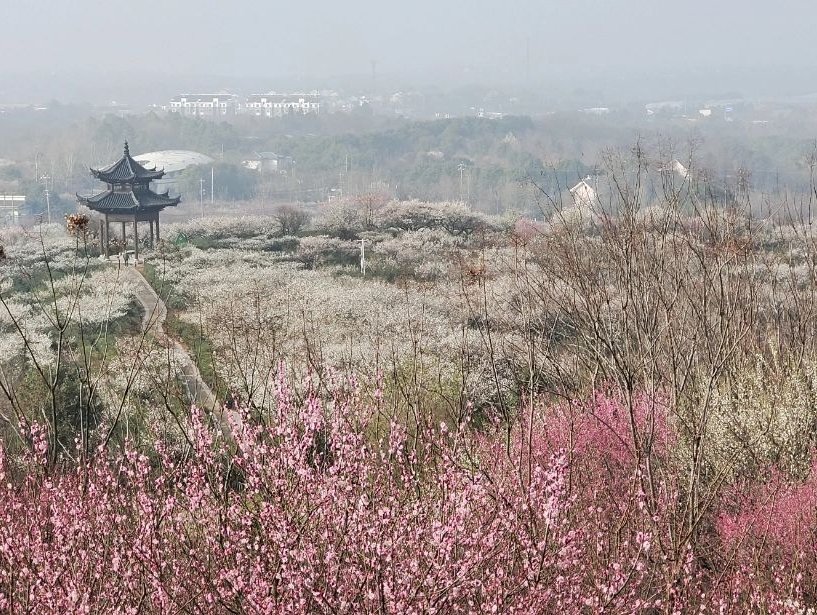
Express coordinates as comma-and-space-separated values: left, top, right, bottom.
0, 377, 813, 612
717, 463, 817, 607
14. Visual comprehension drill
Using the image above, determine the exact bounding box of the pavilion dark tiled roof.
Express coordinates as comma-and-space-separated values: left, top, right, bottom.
78, 188, 180, 213
90, 141, 165, 183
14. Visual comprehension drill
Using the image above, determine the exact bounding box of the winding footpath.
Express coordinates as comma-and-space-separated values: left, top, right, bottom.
121, 265, 219, 412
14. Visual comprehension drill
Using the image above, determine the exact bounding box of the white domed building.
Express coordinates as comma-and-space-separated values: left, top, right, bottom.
132, 150, 215, 195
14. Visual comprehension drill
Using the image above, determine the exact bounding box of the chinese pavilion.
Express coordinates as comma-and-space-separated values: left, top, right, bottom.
77, 142, 180, 259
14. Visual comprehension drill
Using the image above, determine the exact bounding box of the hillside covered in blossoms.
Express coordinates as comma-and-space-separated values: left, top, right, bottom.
3, 148, 817, 612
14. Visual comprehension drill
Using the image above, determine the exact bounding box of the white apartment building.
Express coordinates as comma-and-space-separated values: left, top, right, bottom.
169, 94, 239, 118
245, 94, 321, 117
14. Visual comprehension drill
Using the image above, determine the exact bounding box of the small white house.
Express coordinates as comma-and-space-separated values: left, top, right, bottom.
569, 178, 598, 209
241, 152, 293, 173
659, 160, 691, 181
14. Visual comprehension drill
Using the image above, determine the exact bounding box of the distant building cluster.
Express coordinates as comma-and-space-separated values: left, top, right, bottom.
169, 93, 324, 118
169, 95, 240, 118
164, 88, 536, 121
245, 94, 321, 118
644, 99, 739, 122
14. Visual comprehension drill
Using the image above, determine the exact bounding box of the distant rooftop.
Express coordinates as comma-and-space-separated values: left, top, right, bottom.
171, 94, 237, 102
247, 94, 321, 102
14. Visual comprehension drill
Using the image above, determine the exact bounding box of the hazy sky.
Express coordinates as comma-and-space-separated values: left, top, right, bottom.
1, 0, 815, 81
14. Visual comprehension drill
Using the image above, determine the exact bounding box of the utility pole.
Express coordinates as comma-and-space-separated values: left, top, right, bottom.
211, 167, 214, 204
457, 162, 466, 201
40, 175, 51, 224
199, 178, 205, 218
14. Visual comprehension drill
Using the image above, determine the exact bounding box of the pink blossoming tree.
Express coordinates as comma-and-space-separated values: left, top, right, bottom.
0, 375, 813, 613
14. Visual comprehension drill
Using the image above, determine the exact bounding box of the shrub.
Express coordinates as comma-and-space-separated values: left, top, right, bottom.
372, 228, 460, 280
375, 200, 491, 236
314, 200, 366, 239
296, 235, 360, 269
164, 216, 280, 242
262, 235, 300, 253
273, 205, 310, 236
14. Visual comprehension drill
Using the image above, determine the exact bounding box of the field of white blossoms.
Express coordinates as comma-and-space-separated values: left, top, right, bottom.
152, 207, 515, 418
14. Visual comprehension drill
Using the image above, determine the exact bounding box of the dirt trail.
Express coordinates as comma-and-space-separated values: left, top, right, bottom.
121, 266, 218, 412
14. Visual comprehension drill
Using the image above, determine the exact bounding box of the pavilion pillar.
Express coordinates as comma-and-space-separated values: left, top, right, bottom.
155, 216, 160, 242
149, 218, 155, 247
104, 214, 110, 257
98, 219, 104, 253
121, 222, 126, 254
133, 220, 139, 261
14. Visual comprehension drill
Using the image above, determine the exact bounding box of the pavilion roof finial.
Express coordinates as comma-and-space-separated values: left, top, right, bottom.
88, 140, 166, 185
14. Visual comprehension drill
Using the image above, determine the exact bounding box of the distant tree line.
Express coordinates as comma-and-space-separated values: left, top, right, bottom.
2, 105, 817, 215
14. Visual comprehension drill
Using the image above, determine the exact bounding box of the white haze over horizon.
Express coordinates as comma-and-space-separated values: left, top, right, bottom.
1, 0, 816, 103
